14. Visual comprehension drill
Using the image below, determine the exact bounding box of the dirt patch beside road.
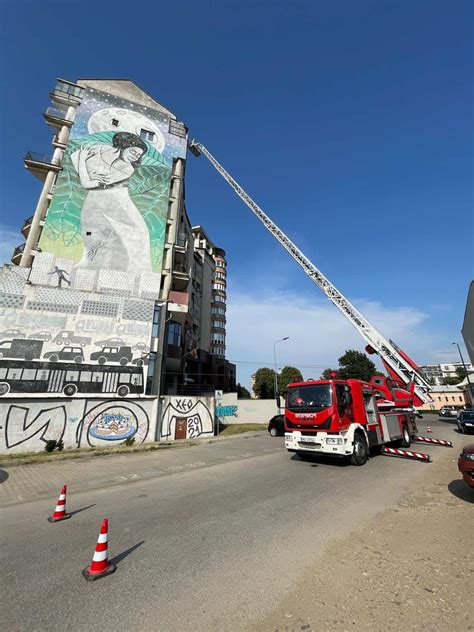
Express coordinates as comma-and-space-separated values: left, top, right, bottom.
253, 444, 474, 632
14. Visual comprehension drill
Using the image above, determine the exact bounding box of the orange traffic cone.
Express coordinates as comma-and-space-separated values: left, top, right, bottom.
82, 518, 116, 581
48, 485, 70, 523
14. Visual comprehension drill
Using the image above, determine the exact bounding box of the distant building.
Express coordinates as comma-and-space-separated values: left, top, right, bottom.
420, 362, 473, 386
462, 281, 474, 365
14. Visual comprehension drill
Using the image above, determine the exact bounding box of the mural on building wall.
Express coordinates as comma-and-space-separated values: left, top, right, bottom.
160, 396, 214, 441
0, 266, 153, 396
39, 87, 187, 278
0, 397, 156, 454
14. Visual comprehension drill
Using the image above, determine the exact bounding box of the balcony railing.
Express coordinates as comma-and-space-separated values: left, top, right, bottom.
45, 107, 73, 123
24, 152, 62, 167
11, 244, 25, 263
21, 216, 33, 235
52, 80, 85, 102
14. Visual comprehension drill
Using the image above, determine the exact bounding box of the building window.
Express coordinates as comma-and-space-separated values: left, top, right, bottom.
140, 129, 155, 143
151, 304, 161, 338
167, 322, 182, 346
111, 118, 119, 127
213, 295, 225, 303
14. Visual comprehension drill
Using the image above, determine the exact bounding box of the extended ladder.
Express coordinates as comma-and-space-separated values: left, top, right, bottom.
189, 141, 431, 404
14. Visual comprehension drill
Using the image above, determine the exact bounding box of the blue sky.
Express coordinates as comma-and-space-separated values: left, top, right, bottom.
1, 0, 472, 390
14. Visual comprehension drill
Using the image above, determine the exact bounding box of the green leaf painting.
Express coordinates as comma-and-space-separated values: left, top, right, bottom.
39, 131, 171, 273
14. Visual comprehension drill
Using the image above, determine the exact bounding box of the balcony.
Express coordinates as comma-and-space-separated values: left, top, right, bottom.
11, 244, 25, 265
43, 107, 74, 130
21, 216, 44, 238
24, 151, 62, 182
50, 79, 84, 109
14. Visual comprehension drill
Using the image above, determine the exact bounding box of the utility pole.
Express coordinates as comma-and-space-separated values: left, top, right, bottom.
273, 337, 289, 410
452, 342, 473, 406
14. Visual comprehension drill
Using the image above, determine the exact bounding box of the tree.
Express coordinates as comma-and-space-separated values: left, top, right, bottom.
336, 349, 379, 382
236, 383, 251, 398
278, 366, 303, 394
253, 367, 276, 399
320, 368, 338, 379
456, 366, 468, 381
443, 376, 462, 386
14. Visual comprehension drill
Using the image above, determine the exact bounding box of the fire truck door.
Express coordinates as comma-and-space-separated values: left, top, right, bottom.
363, 391, 382, 446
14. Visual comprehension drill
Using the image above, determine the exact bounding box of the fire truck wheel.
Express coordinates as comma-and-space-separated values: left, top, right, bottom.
400, 425, 411, 448
350, 432, 368, 466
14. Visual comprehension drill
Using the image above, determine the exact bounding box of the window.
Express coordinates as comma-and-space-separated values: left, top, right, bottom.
151, 304, 161, 338
111, 118, 119, 127
65, 371, 79, 382
167, 322, 182, 346
80, 371, 92, 382
92, 372, 103, 383
7, 368, 22, 380
140, 129, 155, 142
119, 373, 131, 383
213, 295, 225, 303
213, 283, 226, 292
22, 368, 37, 380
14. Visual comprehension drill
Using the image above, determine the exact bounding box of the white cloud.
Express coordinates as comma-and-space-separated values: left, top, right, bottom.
0, 227, 20, 266
225, 289, 443, 389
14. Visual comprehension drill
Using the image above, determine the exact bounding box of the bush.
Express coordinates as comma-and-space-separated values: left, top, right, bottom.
44, 439, 64, 453
124, 437, 136, 447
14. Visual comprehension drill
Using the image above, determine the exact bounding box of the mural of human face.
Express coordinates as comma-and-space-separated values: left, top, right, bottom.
122, 146, 144, 164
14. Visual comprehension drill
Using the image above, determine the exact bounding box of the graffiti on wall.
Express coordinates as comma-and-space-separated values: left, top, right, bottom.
160, 396, 214, 441
0, 397, 156, 454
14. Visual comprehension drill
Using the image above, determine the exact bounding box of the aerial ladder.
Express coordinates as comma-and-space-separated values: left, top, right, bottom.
188, 141, 432, 406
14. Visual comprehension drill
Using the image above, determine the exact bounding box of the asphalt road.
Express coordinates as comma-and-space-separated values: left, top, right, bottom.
1, 417, 464, 631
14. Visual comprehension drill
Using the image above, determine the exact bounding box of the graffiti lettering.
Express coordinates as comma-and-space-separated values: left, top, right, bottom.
215, 405, 238, 418
174, 398, 194, 413
5, 405, 67, 449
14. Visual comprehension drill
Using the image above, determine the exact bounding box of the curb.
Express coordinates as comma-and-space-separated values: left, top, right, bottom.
0, 430, 269, 468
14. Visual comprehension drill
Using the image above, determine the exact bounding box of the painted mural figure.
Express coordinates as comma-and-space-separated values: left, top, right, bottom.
71, 132, 152, 273
47, 266, 71, 288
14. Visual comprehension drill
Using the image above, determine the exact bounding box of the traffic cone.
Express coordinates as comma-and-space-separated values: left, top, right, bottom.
426, 425, 433, 434
47, 485, 70, 523
82, 518, 116, 581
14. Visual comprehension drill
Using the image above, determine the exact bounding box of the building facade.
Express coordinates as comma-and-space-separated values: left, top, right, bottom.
420, 362, 474, 386
1, 78, 235, 408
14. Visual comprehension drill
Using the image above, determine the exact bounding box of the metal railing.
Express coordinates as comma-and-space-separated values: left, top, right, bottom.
22, 216, 33, 230
24, 152, 61, 167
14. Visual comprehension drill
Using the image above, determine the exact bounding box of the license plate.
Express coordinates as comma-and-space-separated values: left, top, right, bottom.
299, 436, 317, 443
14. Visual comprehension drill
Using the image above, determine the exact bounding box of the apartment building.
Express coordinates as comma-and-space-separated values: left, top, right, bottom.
420, 362, 474, 386
1, 77, 234, 401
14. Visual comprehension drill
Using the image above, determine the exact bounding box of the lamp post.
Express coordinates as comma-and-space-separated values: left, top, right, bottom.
452, 342, 473, 406
274, 337, 289, 409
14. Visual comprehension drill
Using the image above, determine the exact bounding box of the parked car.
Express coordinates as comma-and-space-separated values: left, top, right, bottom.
132, 355, 149, 366
268, 414, 285, 437
44, 347, 84, 363
458, 443, 474, 488
28, 331, 52, 342
439, 406, 462, 419
90, 346, 133, 366
94, 337, 127, 347
0, 329, 26, 340
457, 409, 474, 434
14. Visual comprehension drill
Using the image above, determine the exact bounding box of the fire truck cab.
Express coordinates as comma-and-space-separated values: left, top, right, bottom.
284, 378, 417, 465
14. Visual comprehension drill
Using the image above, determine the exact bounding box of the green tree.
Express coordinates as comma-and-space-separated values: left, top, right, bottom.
337, 349, 378, 382
278, 366, 303, 394
456, 366, 468, 381
254, 367, 276, 399
443, 376, 462, 386
320, 368, 338, 379
236, 383, 251, 398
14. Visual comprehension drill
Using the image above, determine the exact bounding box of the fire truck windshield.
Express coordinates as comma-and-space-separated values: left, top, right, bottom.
286, 384, 332, 412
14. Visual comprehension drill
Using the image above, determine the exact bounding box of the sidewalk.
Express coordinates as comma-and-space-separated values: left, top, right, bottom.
0, 431, 272, 507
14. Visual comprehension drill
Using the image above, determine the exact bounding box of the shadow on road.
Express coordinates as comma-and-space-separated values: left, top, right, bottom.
448, 479, 474, 504
0, 470, 9, 484
109, 541, 144, 566
70, 504, 96, 516
290, 454, 349, 468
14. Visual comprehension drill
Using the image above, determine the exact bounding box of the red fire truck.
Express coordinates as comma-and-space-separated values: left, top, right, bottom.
284, 377, 418, 465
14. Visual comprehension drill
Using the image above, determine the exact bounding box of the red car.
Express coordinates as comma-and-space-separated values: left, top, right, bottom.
458, 443, 474, 488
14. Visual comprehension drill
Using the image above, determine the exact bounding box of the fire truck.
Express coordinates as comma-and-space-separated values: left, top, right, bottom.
188, 141, 433, 438
283, 376, 418, 465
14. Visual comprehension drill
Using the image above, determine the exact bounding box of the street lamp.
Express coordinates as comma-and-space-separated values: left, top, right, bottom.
274, 337, 289, 409
452, 342, 473, 406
